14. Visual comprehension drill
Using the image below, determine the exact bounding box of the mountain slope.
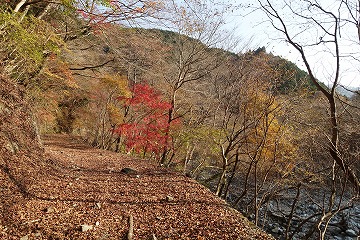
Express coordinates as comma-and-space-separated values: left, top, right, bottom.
0, 73, 45, 238
1, 134, 274, 239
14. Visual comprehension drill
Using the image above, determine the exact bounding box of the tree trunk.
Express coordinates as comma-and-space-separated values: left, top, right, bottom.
14, 0, 27, 12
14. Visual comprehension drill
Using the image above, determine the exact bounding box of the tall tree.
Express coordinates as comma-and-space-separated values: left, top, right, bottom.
157, 0, 236, 164
256, 1, 360, 239
258, 0, 360, 194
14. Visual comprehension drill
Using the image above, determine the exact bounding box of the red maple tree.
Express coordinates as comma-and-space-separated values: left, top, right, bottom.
115, 83, 178, 158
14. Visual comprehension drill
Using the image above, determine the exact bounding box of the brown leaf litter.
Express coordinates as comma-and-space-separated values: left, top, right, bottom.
1, 134, 274, 240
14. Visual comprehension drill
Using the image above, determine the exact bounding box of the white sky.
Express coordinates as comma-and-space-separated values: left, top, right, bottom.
227, 0, 360, 88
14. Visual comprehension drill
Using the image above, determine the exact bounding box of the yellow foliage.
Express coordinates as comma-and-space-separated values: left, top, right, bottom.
107, 103, 124, 125
249, 108, 297, 175
229, 88, 298, 175
0, 11, 62, 82
100, 74, 131, 98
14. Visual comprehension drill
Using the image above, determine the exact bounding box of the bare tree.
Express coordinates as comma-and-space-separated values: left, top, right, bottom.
258, 0, 360, 194
254, 1, 360, 239
157, 0, 237, 165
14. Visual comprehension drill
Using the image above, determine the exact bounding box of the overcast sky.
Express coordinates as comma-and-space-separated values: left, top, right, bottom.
227, 0, 360, 88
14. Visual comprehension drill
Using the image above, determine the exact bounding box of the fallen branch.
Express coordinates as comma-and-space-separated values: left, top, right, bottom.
127, 215, 134, 240
22, 219, 41, 225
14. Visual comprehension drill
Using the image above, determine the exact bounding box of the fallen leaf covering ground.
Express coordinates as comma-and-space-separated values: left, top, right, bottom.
1, 134, 274, 240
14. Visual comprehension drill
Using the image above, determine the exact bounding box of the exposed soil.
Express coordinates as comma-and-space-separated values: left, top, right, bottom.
1, 134, 274, 239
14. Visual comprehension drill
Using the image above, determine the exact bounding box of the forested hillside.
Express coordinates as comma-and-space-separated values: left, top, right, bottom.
1, 1, 359, 239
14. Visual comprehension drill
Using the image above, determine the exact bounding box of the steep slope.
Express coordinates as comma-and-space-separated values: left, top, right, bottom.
1, 134, 274, 239
0, 73, 45, 237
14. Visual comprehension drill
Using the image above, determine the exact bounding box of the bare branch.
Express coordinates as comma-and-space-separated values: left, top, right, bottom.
69, 58, 114, 71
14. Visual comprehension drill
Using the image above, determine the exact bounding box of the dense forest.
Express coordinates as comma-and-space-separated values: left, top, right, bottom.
1, 0, 359, 239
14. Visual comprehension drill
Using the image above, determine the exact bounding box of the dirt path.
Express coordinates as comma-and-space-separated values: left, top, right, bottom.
1, 134, 273, 239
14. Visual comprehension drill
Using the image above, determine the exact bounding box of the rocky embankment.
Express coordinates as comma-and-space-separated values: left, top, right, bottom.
228, 190, 359, 240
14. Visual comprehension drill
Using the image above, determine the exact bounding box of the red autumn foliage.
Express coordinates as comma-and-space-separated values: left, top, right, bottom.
116, 83, 177, 157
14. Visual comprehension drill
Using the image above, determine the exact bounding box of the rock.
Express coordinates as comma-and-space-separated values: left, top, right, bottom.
296, 232, 306, 239
333, 236, 343, 240
44, 206, 55, 213
0, 103, 10, 114
166, 195, 174, 202
4, 142, 19, 154
301, 213, 309, 218
271, 227, 280, 234
348, 218, 360, 231
344, 237, 357, 240
20, 235, 29, 240
309, 204, 318, 211
345, 229, 358, 237
120, 167, 138, 175
327, 226, 342, 236
80, 224, 93, 232
94, 202, 101, 209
